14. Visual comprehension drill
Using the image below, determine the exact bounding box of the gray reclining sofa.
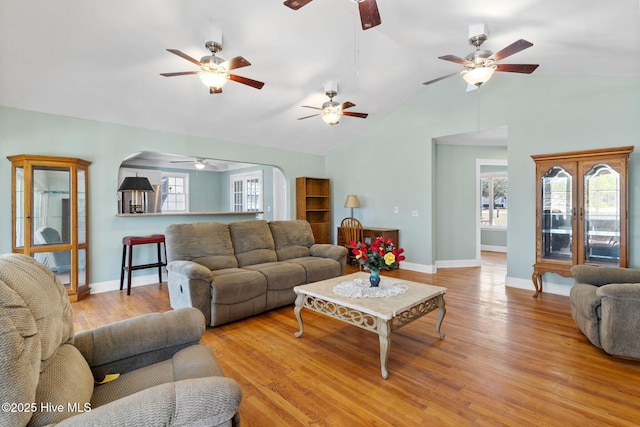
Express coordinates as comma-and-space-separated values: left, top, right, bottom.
165, 219, 348, 326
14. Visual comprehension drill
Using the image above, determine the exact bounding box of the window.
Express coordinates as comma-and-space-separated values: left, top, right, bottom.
230, 171, 262, 212
480, 174, 508, 228
161, 173, 188, 212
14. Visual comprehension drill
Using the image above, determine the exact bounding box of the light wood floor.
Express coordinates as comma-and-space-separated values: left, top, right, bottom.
73, 252, 640, 426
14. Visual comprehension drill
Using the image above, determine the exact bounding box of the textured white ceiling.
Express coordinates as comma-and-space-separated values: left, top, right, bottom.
1, 0, 639, 155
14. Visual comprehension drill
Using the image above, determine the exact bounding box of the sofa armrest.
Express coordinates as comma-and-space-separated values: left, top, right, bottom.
571, 265, 640, 287
167, 260, 212, 279
74, 308, 205, 381
56, 377, 241, 427
595, 283, 640, 358
166, 260, 213, 326
596, 283, 640, 299
310, 244, 348, 261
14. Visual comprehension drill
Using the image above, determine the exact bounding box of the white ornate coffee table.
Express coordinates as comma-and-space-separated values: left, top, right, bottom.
293, 272, 447, 379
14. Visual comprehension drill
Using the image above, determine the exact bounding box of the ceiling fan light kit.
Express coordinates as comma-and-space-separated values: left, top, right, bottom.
298, 84, 369, 126
160, 38, 265, 94
423, 24, 539, 89
463, 66, 496, 86
321, 100, 342, 126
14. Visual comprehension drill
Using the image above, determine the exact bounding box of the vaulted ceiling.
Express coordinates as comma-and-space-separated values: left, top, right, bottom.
1, 0, 639, 155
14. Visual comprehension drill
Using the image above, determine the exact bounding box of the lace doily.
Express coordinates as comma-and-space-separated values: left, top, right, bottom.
333, 278, 408, 298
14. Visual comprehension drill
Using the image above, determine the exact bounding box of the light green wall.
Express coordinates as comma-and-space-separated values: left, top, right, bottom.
482, 229, 507, 247
326, 74, 640, 288
0, 106, 325, 283
435, 144, 507, 261
186, 169, 224, 212
2, 74, 639, 290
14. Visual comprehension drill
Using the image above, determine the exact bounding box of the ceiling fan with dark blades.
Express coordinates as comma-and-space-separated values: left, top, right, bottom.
284, 0, 381, 30
170, 157, 210, 170
160, 41, 264, 94
423, 26, 539, 88
298, 87, 368, 125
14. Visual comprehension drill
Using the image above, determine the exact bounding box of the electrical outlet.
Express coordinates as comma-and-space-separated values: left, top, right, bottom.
394, 206, 399, 213
411, 210, 418, 217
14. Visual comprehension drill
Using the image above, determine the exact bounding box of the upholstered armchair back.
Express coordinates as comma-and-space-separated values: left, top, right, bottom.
0, 254, 94, 427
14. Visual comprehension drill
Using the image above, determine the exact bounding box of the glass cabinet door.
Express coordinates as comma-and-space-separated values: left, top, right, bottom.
540, 166, 574, 261
77, 169, 87, 286
31, 166, 72, 286
583, 163, 621, 265
14, 166, 25, 249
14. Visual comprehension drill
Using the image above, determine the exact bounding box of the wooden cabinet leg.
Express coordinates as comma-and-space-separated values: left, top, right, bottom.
531, 270, 542, 298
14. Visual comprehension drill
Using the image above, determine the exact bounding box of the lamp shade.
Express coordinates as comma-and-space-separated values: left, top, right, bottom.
344, 195, 360, 209
117, 176, 155, 192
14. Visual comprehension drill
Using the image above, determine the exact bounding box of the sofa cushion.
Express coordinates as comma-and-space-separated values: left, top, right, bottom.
285, 257, 343, 283
165, 222, 238, 270
269, 220, 314, 261
211, 268, 267, 304
229, 220, 277, 267
91, 345, 223, 408
243, 262, 307, 291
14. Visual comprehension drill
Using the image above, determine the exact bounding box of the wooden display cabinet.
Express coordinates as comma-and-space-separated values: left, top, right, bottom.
531, 146, 632, 297
8, 154, 91, 301
296, 177, 331, 244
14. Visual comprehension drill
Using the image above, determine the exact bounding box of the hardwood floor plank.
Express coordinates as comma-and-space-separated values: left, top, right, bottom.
72, 252, 640, 426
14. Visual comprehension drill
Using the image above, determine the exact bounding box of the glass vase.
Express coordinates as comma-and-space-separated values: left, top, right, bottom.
369, 269, 381, 287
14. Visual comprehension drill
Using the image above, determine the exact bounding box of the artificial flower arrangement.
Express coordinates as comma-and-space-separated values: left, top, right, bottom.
350, 237, 406, 272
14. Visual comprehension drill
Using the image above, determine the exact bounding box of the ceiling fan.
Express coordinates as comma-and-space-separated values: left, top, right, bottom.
423, 26, 539, 88
160, 40, 265, 94
297, 86, 368, 125
170, 158, 209, 170
284, 0, 381, 31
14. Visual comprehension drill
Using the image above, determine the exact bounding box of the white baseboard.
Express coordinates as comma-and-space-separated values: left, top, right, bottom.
90, 272, 166, 294
399, 261, 436, 274
481, 245, 507, 253
505, 275, 571, 297
436, 259, 481, 269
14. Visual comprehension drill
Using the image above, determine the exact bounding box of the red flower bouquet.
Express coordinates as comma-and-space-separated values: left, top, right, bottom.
350, 237, 406, 272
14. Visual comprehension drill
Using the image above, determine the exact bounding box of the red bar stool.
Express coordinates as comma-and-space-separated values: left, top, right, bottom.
120, 234, 167, 296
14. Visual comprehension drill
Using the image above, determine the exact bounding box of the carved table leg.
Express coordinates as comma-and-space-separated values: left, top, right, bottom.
294, 293, 305, 338
435, 295, 446, 339
377, 318, 391, 379
531, 270, 542, 298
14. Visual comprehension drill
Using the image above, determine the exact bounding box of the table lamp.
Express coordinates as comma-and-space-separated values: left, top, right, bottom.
344, 195, 360, 218
118, 175, 155, 214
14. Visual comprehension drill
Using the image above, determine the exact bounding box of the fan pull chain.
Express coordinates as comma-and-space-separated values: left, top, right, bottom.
353, 13, 360, 77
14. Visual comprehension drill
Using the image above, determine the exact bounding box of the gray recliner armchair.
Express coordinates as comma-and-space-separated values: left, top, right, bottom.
0, 253, 242, 427
570, 264, 640, 358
